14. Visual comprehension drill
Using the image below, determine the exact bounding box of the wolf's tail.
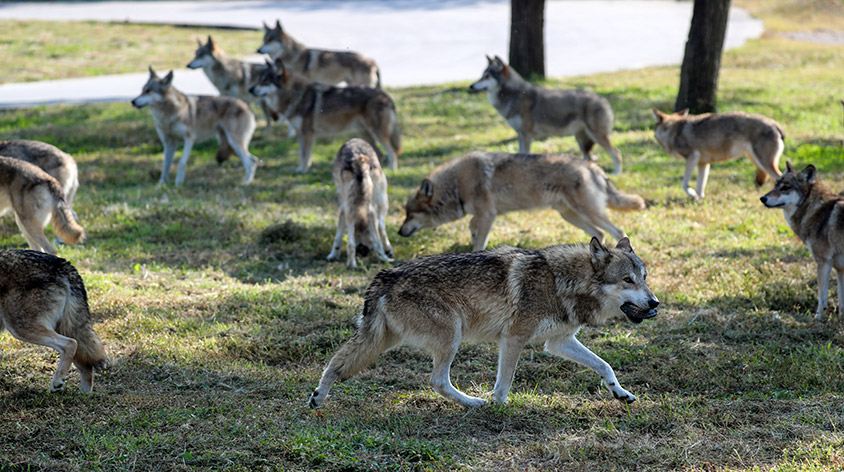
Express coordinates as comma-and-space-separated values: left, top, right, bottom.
351, 159, 374, 225
72, 325, 110, 370
57, 270, 109, 370
48, 180, 85, 244
606, 178, 646, 211
389, 113, 402, 156
375, 67, 382, 89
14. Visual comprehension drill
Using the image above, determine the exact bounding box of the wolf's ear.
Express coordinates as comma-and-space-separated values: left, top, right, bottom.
207, 35, 215, 49
485, 54, 493, 64
275, 19, 283, 31
589, 237, 611, 269
148, 65, 158, 78
419, 179, 434, 198
677, 108, 690, 117
615, 237, 634, 254
500, 64, 510, 78
802, 164, 817, 184
262, 21, 269, 31
162, 70, 174, 86
651, 108, 665, 123
785, 160, 794, 173
196, 37, 203, 46
493, 55, 504, 64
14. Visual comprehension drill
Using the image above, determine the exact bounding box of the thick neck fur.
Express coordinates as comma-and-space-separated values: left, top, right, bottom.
428, 164, 467, 221
151, 87, 191, 123
540, 245, 611, 325
280, 34, 307, 62
786, 181, 840, 241
488, 69, 531, 114
266, 74, 312, 117
205, 49, 243, 88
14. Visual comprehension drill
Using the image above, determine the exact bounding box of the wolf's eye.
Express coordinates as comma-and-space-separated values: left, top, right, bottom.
623, 276, 634, 284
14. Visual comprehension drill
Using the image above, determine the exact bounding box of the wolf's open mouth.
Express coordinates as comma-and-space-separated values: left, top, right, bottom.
620, 302, 658, 324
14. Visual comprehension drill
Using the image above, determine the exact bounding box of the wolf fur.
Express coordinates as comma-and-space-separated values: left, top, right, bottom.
187, 35, 278, 137
0, 250, 108, 392
250, 59, 401, 172
326, 139, 394, 268
653, 108, 785, 200
0, 140, 79, 207
0, 156, 85, 254
308, 237, 659, 408
761, 162, 844, 321
258, 20, 381, 88
398, 152, 645, 251
470, 55, 623, 174
131, 67, 260, 186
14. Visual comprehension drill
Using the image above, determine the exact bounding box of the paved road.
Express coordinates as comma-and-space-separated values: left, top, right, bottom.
0, 0, 763, 108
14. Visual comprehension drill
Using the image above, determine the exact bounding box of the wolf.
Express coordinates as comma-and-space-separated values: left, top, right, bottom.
308, 237, 659, 408
131, 67, 259, 186
0, 250, 109, 392
0, 157, 85, 254
653, 108, 785, 200
761, 162, 844, 321
470, 55, 623, 175
249, 60, 401, 172
257, 20, 380, 88
398, 152, 645, 251
326, 139, 394, 268
187, 35, 278, 134
0, 140, 79, 207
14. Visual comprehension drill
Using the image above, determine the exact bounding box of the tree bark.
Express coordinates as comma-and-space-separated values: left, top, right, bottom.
675, 0, 731, 114
509, 0, 546, 80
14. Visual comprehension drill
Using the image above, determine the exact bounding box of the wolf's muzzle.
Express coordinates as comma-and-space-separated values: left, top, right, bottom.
130, 99, 143, 109
621, 300, 658, 324
760, 195, 783, 208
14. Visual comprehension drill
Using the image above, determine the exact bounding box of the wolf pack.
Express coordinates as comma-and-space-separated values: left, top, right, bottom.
0, 21, 838, 411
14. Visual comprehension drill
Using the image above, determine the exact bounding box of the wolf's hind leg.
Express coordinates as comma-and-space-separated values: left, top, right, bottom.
836, 268, 844, 320
7, 319, 77, 392
15, 210, 55, 254
816, 260, 832, 321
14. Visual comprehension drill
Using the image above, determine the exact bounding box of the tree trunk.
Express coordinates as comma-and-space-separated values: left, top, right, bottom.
509, 0, 545, 80
675, 0, 731, 114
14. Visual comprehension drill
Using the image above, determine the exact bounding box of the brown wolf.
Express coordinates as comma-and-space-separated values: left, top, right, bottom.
250, 60, 401, 172
326, 139, 394, 268
0, 156, 85, 254
398, 152, 645, 251
258, 20, 380, 88
131, 67, 260, 186
470, 55, 623, 174
308, 237, 659, 408
0, 250, 109, 392
653, 108, 785, 199
761, 162, 844, 321
0, 140, 79, 207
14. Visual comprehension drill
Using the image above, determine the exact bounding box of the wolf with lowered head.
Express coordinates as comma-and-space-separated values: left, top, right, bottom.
0, 250, 109, 392
761, 162, 844, 321
308, 237, 659, 408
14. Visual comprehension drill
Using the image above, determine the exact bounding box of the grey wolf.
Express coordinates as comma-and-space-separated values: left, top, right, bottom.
187, 35, 278, 134
308, 237, 659, 408
0, 250, 108, 392
0, 140, 79, 207
761, 162, 844, 321
258, 20, 380, 88
250, 60, 401, 172
470, 55, 623, 174
0, 156, 85, 254
131, 67, 259, 186
398, 152, 645, 251
653, 108, 785, 200
326, 139, 394, 268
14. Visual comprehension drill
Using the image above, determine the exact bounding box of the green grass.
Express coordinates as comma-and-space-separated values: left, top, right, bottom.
1, 4, 844, 470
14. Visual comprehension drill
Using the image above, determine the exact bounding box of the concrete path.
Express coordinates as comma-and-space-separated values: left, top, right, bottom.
0, 1, 763, 108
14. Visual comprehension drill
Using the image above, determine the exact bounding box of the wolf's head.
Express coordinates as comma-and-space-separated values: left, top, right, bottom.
590, 237, 659, 324
399, 178, 463, 237
249, 58, 289, 98
651, 108, 689, 152
760, 161, 815, 209
469, 55, 511, 93
187, 36, 219, 69
131, 67, 173, 108
257, 20, 292, 56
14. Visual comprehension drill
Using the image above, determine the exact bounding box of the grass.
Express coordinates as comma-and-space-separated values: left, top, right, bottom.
1, 2, 844, 470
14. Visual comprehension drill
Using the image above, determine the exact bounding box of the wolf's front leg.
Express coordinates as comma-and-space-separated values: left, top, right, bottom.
469, 213, 495, 251
327, 209, 345, 262
816, 260, 832, 321
159, 139, 177, 185
682, 152, 701, 200
174, 139, 194, 186
297, 134, 315, 173
546, 335, 636, 403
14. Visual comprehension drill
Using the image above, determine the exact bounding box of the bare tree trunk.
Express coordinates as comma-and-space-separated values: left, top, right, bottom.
509, 0, 545, 80
675, 0, 731, 114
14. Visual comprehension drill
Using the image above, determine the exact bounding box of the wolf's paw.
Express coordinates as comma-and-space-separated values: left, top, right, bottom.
684, 188, 701, 200
307, 389, 325, 408
326, 252, 340, 262
294, 166, 309, 174
460, 396, 487, 408
608, 384, 636, 404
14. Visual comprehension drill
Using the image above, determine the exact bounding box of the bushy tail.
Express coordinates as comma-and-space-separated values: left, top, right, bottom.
48, 178, 85, 244
389, 115, 402, 156
351, 160, 374, 226
606, 178, 646, 211
72, 326, 110, 370
56, 275, 109, 370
